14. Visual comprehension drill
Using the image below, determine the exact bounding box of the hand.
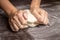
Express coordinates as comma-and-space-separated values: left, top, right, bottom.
9, 10, 28, 31
30, 8, 49, 25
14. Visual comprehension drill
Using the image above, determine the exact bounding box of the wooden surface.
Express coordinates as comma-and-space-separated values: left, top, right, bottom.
0, 0, 60, 40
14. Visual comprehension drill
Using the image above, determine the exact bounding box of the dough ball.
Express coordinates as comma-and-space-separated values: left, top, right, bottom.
24, 9, 38, 27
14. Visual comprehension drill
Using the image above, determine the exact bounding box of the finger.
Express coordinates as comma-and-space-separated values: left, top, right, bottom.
32, 10, 42, 22
13, 16, 24, 29
11, 19, 19, 31
38, 11, 44, 24
13, 16, 28, 29
43, 13, 49, 25
33, 10, 44, 24
36, 11, 44, 24
39, 11, 44, 23
46, 18, 49, 24
38, 9, 49, 24
9, 21, 16, 31
23, 11, 27, 20
43, 16, 46, 24
17, 11, 27, 25
34, 21, 43, 24
43, 15, 47, 24
45, 12, 49, 24
21, 24, 28, 29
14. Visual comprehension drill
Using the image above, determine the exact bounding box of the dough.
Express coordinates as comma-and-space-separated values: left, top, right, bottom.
24, 9, 38, 27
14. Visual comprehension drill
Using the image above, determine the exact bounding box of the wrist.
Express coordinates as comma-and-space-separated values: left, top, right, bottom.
30, 7, 40, 12
8, 9, 18, 17
30, 5, 40, 9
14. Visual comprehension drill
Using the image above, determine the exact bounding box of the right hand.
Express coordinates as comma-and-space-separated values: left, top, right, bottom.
30, 8, 49, 25
9, 10, 28, 31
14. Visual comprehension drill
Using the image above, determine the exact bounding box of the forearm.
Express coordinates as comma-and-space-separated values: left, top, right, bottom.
30, 0, 41, 8
0, 0, 17, 16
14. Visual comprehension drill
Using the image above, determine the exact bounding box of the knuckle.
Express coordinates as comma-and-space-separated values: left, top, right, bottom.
39, 19, 43, 23
17, 13, 20, 16
22, 21, 27, 25
20, 25, 24, 29
15, 10, 22, 16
